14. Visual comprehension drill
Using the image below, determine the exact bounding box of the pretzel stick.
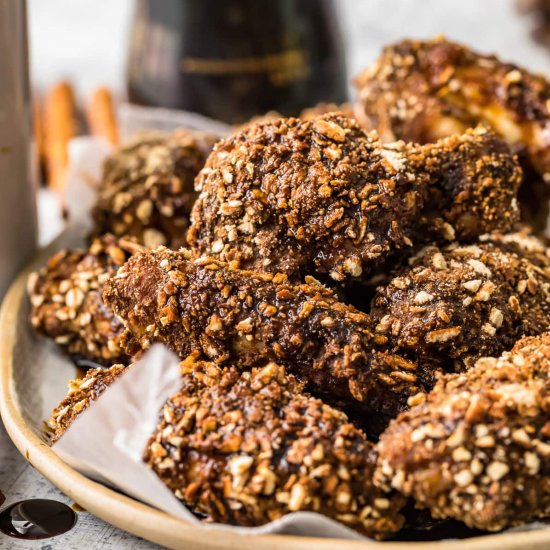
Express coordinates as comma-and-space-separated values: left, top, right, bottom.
44, 81, 78, 191
87, 87, 119, 146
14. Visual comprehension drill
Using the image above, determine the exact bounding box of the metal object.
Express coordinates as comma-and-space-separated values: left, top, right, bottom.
0, 0, 37, 298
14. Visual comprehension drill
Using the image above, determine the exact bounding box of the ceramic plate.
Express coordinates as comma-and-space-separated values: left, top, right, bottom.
1, 230, 549, 550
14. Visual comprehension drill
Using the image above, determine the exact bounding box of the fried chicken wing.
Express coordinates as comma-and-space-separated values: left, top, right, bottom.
354, 37, 550, 229
92, 130, 217, 248
48, 357, 405, 538
146, 357, 405, 538
29, 235, 142, 366
375, 333, 550, 531
188, 113, 520, 283
103, 247, 431, 428
371, 237, 550, 372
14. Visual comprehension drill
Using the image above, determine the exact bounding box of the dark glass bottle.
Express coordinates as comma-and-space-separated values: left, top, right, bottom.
127, 0, 348, 123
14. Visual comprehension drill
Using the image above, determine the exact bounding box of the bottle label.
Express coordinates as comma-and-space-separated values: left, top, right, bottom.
181, 49, 310, 86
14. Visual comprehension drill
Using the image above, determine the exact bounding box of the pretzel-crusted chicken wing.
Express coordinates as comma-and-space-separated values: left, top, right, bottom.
354, 36, 550, 229
92, 130, 217, 248
146, 356, 405, 538
370, 236, 550, 372
188, 113, 520, 283
28, 235, 143, 366
103, 247, 434, 429
48, 357, 406, 538
375, 333, 550, 531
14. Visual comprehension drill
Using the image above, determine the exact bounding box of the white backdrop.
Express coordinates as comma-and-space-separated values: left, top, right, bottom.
29, 0, 550, 99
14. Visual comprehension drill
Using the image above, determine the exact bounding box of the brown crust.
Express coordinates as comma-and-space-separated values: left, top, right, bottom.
103, 247, 433, 428
188, 113, 520, 283
28, 235, 142, 366
371, 237, 550, 371
189, 113, 423, 282
234, 103, 355, 134
299, 102, 356, 121
91, 130, 217, 248
353, 36, 550, 229
145, 356, 405, 538
480, 227, 550, 267
49, 364, 127, 442
375, 333, 550, 531
408, 128, 521, 242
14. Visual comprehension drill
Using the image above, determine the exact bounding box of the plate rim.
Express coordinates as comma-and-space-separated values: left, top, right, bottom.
1, 235, 550, 550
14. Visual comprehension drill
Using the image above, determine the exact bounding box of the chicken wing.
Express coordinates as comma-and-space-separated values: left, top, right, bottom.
375, 333, 550, 531
48, 357, 405, 538
103, 247, 431, 429
92, 129, 217, 248
354, 37, 550, 229
29, 235, 142, 366
188, 113, 520, 283
146, 356, 405, 538
370, 236, 550, 371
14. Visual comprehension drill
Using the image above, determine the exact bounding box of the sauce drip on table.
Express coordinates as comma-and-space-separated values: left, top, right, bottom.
0, 499, 77, 540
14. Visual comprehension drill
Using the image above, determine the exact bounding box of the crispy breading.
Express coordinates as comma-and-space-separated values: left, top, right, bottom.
145, 356, 405, 538
375, 333, 550, 531
480, 227, 550, 267
103, 247, 432, 428
354, 36, 550, 229
92, 130, 217, 248
299, 102, 356, 121
188, 113, 520, 283
371, 238, 550, 371
49, 364, 127, 442
28, 235, 142, 366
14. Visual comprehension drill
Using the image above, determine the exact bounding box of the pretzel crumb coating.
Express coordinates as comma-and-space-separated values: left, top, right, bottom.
408, 127, 521, 242
188, 113, 520, 283
145, 356, 405, 538
375, 333, 550, 531
371, 237, 550, 372
92, 130, 217, 248
103, 247, 432, 427
479, 227, 550, 268
28, 235, 142, 366
299, 102, 356, 121
354, 36, 550, 229
49, 364, 127, 442
189, 113, 423, 282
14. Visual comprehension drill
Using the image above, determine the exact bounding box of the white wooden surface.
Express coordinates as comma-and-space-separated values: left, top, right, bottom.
0, 423, 163, 549
2, 0, 550, 548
